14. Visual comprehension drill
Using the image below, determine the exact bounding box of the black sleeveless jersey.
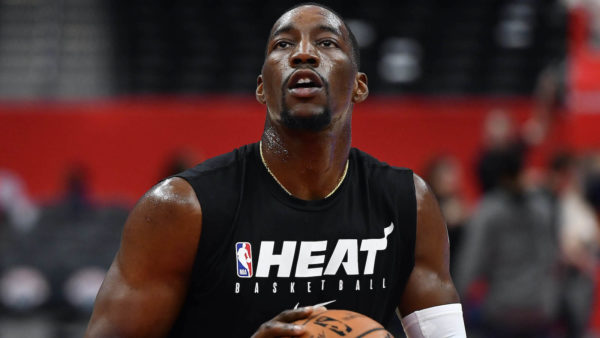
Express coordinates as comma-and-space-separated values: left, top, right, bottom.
169, 143, 416, 337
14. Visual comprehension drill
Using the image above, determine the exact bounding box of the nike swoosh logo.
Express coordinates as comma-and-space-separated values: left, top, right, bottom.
294, 299, 336, 309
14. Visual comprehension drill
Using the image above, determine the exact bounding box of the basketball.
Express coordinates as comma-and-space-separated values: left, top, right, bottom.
294, 309, 393, 337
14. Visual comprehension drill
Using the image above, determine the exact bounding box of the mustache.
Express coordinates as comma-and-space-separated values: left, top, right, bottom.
281, 68, 328, 92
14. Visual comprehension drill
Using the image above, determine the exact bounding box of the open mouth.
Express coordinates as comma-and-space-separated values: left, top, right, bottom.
287, 70, 324, 97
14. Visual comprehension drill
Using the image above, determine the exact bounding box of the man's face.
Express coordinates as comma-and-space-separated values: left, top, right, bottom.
256, 5, 367, 132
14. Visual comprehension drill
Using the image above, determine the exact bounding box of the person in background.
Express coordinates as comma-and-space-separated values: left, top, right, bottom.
576, 153, 600, 336
541, 151, 599, 337
456, 145, 561, 337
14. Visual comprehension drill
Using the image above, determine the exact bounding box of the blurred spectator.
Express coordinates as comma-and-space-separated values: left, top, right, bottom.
0, 165, 126, 338
580, 153, 600, 336
424, 155, 470, 276
63, 165, 92, 217
456, 145, 561, 337
38, 165, 123, 315
476, 51, 562, 195
566, 0, 600, 113
476, 109, 525, 193
554, 152, 600, 337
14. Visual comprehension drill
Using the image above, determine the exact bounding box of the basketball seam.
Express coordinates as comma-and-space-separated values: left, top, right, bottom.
300, 313, 321, 325
355, 327, 387, 337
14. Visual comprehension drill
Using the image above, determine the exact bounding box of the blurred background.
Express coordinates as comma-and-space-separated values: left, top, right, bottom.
0, 0, 599, 337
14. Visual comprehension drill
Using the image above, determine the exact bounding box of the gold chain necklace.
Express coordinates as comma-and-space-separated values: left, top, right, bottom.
259, 141, 349, 199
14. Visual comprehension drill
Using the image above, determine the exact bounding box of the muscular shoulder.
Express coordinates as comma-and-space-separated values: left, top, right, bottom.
412, 173, 447, 247
85, 178, 202, 337
118, 177, 202, 284
136, 177, 202, 223
413, 174, 437, 216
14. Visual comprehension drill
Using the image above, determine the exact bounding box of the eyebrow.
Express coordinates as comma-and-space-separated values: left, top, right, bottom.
271, 25, 293, 39
317, 24, 343, 38
270, 24, 344, 40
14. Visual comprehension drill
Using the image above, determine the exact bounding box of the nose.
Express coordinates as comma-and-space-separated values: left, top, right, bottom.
290, 40, 319, 67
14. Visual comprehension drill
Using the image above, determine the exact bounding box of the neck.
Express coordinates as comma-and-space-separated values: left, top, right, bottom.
260, 118, 351, 200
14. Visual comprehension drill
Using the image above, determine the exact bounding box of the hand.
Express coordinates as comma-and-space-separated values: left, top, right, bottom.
251, 306, 327, 337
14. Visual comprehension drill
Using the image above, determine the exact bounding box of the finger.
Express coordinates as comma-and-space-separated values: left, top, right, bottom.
274, 307, 314, 323
254, 321, 305, 337
311, 305, 327, 315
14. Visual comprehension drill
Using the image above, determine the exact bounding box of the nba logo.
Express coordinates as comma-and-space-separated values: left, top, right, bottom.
235, 242, 253, 278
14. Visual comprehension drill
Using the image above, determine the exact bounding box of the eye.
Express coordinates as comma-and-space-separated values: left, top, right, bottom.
274, 41, 292, 49
318, 39, 337, 48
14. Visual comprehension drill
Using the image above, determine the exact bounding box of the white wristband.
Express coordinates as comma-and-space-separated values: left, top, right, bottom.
400, 303, 466, 338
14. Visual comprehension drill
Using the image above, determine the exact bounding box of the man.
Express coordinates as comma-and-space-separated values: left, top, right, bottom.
85, 4, 465, 337
456, 146, 560, 337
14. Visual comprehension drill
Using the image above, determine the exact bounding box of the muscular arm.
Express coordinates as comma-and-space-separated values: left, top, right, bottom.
85, 177, 202, 338
398, 174, 460, 316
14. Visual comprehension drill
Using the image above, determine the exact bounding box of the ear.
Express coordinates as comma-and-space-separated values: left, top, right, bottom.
256, 75, 266, 104
352, 72, 369, 103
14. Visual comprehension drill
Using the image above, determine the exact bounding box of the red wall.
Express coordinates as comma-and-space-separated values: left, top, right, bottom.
0, 96, 596, 205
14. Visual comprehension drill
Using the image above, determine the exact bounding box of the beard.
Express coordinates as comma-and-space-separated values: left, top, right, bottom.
280, 105, 332, 132
279, 72, 331, 132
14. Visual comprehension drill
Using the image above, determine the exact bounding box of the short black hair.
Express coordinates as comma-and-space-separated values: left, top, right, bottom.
270, 2, 361, 70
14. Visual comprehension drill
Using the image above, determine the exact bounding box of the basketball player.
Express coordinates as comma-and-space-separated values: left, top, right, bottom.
85, 4, 466, 337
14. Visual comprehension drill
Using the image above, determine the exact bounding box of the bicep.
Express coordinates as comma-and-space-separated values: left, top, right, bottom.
398, 174, 460, 317
86, 178, 202, 338
86, 259, 188, 338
